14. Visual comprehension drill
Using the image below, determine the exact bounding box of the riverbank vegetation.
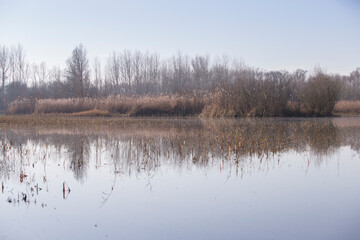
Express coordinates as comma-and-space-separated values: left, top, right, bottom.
1, 44, 359, 117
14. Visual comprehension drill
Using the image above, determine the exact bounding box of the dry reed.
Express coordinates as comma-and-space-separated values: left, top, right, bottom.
6, 94, 206, 116
333, 101, 360, 115
70, 109, 112, 117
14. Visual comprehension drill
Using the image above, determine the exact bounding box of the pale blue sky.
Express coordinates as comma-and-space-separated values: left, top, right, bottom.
0, 0, 359, 74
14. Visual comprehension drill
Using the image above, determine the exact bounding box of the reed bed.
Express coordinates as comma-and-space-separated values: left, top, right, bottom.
6, 90, 353, 117
34, 98, 99, 114
333, 101, 360, 115
6, 94, 206, 116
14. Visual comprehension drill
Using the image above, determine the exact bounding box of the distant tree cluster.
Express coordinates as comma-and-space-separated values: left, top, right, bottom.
0, 43, 358, 116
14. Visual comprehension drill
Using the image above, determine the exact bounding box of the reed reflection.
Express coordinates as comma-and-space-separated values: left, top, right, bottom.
0, 118, 359, 205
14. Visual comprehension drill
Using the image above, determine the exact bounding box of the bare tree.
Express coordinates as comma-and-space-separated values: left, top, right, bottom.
93, 57, 102, 95
48, 66, 66, 99
135, 51, 160, 95
66, 44, 90, 97
191, 55, 210, 90
17, 45, 26, 83
12, 44, 27, 83
0, 45, 9, 107
171, 52, 191, 93
5, 44, 29, 103
49, 66, 62, 82
31, 63, 39, 87
9, 47, 16, 83
211, 55, 230, 87
38, 62, 47, 85
349, 68, 360, 99
132, 51, 142, 94
146, 52, 160, 94
120, 50, 133, 94
105, 52, 120, 94
29, 61, 48, 98
160, 61, 171, 94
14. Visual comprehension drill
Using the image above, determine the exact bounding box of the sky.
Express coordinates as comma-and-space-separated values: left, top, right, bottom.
0, 0, 359, 74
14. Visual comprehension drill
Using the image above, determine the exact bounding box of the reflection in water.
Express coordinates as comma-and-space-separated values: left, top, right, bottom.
0, 118, 358, 181
0, 117, 359, 206
0, 118, 360, 240
1, 118, 359, 181
68, 135, 90, 182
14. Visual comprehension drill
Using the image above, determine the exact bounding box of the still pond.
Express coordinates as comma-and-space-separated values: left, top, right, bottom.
0, 117, 359, 240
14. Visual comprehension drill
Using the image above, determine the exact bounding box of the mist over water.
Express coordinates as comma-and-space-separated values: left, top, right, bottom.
0, 117, 359, 240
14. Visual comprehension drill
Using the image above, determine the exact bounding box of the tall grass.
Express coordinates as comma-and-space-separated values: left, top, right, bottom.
333, 101, 360, 115
34, 98, 99, 114
104, 94, 204, 116
6, 94, 206, 116
6, 98, 36, 115
127, 94, 205, 116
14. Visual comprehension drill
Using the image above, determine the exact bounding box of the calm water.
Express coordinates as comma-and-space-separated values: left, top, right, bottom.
0, 118, 359, 240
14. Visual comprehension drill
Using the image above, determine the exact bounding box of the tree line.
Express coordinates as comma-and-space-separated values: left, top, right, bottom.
1, 43, 359, 115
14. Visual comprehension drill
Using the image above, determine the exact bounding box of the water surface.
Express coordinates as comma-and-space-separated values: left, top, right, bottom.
0, 117, 359, 240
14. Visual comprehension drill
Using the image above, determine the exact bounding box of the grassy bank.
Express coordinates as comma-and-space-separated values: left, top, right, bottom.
7, 95, 356, 118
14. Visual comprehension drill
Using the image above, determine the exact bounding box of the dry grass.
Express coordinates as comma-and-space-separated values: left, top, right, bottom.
333, 101, 360, 115
6, 98, 36, 115
34, 98, 99, 114
70, 109, 112, 117
6, 94, 206, 116
104, 94, 205, 116
127, 94, 205, 116
0, 114, 157, 128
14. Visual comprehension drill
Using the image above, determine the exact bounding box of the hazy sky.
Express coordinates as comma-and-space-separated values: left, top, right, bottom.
1, 0, 359, 74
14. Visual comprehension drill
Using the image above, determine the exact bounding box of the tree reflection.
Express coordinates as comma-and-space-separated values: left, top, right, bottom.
0, 118, 359, 185
67, 135, 90, 182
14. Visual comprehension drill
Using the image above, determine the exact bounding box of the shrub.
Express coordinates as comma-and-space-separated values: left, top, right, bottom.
300, 73, 342, 116
6, 98, 36, 114
202, 75, 288, 117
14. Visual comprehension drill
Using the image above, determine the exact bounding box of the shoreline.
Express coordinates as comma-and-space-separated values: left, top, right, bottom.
0, 113, 359, 128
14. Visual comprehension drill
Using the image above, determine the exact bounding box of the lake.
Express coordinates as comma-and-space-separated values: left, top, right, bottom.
0, 117, 359, 240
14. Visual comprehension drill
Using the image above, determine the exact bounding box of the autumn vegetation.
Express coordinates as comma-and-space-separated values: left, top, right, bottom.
1, 43, 359, 117
333, 101, 360, 115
